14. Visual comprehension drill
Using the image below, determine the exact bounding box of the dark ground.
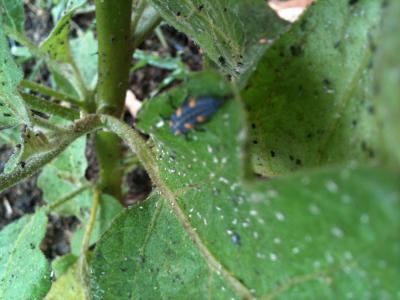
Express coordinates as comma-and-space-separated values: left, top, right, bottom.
0, 2, 202, 259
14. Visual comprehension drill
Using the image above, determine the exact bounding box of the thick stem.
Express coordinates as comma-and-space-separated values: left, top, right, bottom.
94, 131, 124, 200
95, 0, 133, 116
94, 0, 133, 200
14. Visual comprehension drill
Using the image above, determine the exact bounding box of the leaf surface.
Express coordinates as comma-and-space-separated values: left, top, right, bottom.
37, 121, 91, 220
0, 14, 30, 128
45, 263, 85, 300
0, 0, 25, 34
149, 0, 287, 79
89, 72, 400, 299
241, 0, 388, 176
0, 210, 51, 300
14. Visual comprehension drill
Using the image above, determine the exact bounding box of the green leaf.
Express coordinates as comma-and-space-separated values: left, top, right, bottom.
0, 15, 30, 128
52, 253, 78, 278
39, 0, 87, 98
149, 0, 287, 79
0, 0, 25, 34
70, 194, 123, 256
70, 31, 98, 90
40, 0, 85, 64
0, 210, 51, 300
45, 263, 85, 300
241, 0, 387, 176
89, 71, 399, 298
374, 1, 400, 166
37, 120, 91, 220
89, 170, 400, 299
3, 128, 52, 173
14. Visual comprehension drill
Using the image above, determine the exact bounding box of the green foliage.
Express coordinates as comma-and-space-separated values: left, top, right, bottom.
0, 0, 25, 34
241, 0, 386, 176
45, 263, 85, 300
70, 31, 98, 90
88, 71, 400, 299
70, 194, 123, 255
149, 0, 287, 79
37, 123, 92, 220
0, 15, 30, 128
0, 210, 51, 300
40, 0, 88, 99
374, 1, 400, 165
0, 0, 398, 299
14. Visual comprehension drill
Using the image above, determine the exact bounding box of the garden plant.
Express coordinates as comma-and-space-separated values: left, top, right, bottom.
0, 0, 399, 299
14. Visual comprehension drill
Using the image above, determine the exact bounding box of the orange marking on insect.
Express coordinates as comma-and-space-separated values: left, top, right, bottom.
184, 123, 193, 129
196, 115, 206, 123
176, 107, 182, 117
188, 98, 196, 108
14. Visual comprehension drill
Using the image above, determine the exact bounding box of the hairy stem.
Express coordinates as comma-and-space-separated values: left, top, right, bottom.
79, 188, 100, 299
0, 115, 102, 192
47, 184, 93, 212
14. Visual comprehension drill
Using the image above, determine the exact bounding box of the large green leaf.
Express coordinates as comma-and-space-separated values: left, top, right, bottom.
0, 210, 51, 300
241, 0, 388, 176
149, 0, 287, 79
70, 194, 123, 256
0, 0, 25, 34
0, 14, 30, 128
374, 0, 400, 166
88, 72, 400, 298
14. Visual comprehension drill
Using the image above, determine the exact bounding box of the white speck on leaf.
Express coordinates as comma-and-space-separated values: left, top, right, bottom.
325, 180, 338, 193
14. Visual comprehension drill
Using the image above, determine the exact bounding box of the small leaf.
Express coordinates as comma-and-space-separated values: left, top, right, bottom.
52, 254, 78, 278
45, 263, 85, 300
0, 14, 30, 128
241, 0, 387, 176
37, 118, 91, 221
0, 210, 51, 300
149, 0, 287, 79
0, 0, 25, 34
70, 31, 98, 90
39, 0, 87, 98
3, 128, 52, 173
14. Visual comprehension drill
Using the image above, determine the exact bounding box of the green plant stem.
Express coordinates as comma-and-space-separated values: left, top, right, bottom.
79, 188, 100, 300
95, 0, 133, 116
20, 92, 80, 121
94, 132, 124, 200
20, 80, 82, 107
47, 184, 93, 212
94, 0, 133, 200
0, 115, 102, 192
